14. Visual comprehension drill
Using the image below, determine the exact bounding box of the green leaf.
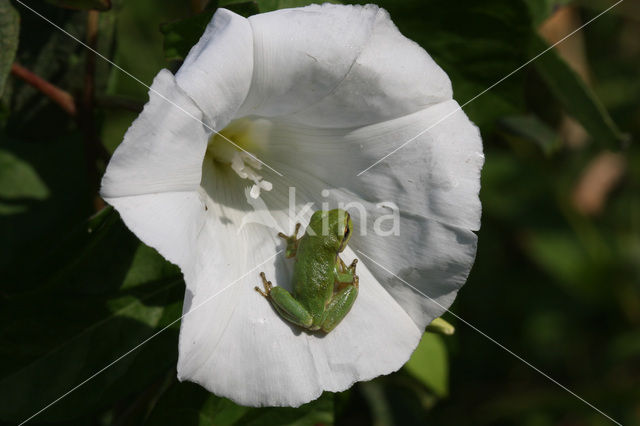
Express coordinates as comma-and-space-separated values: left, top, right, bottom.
358, 381, 394, 426
235, 393, 334, 426
0, 208, 185, 422
160, 10, 216, 61
0, 0, 20, 97
499, 114, 562, 156
520, 230, 607, 300
45, 0, 111, 11
145, 381, 248, 426
404, 333, 448, 397
146, 382, 334, 426
0, 132, 91, 273
0, 148, 50, 215
220, 0, 260, 17
370, 0, 533, 130
523, 0, 573, 26
531, 33, 626, 148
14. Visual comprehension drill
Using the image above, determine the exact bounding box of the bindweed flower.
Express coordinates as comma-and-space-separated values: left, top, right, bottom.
100, 4, 483, 407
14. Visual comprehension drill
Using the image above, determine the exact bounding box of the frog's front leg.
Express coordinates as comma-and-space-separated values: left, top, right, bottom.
334, 257, 358, 288
277, 223, 301, 258
255, 272, 313, 329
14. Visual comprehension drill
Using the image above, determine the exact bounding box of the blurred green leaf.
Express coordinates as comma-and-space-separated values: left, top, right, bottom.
0, 131, 90, 273
527, 233, 586, 284
0, 208, 184, 422
220, 0, 260, 17
499, 114, 561, 156
149, 386, 334, 426
371, 0, 533, 130
147, 382, 334, 426
404, 333, 448, 397
235, 392, 334, 426
520, 230, 607, 300
160, 10, 216, 61
145, 381, 248, 426
45, 0, 111, 11
358, 381, 393, 426
609, 331, 640, 363
108, 0, 190, 100
524, 0, 573, 26
0, 0, 20, 96
531, 33, 626, 148
0, 148, 50, 214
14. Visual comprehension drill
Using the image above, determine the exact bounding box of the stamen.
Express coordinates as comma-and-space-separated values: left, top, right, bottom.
230, 151, 272, 199
207, 118, 274, 199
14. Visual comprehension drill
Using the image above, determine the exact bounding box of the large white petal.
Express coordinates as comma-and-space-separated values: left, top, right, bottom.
175, 9, 254, 130
100, 69, 208, 198
237, 4, 378, 119
238, 4, 452, 127
177, 164, 422, 407
258, 100, 483, 231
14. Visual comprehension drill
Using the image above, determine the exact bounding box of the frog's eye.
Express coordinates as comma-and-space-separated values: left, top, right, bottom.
339, 223, 351, 252
343, 223, 350, 240
337, 212, 351, 251
341, 213, 351, 243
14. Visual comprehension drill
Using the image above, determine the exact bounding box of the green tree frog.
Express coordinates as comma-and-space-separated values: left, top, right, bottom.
255, 209, 359, 333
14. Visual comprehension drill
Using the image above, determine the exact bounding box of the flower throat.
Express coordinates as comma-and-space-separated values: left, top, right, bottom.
206, 118, 273, 199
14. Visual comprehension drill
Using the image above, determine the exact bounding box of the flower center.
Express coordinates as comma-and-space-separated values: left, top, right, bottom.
206, 118, 273, 199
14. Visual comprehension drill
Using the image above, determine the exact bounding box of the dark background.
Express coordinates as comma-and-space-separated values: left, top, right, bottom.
0, 0, 638, 425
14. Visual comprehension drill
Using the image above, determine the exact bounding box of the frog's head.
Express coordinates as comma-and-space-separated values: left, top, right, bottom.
309, 209, 352, 252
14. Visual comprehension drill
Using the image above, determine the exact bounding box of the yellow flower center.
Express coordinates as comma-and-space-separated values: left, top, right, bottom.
206, 118, 273, 198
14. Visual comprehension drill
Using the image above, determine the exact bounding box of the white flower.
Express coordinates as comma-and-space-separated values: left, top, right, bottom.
100, 4, 483, 407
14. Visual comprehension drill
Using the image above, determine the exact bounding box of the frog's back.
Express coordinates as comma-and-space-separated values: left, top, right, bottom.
292, 235, 336, 321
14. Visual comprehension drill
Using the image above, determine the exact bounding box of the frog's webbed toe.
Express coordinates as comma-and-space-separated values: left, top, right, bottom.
254, 272, 273, 298
277, 223, 301, 258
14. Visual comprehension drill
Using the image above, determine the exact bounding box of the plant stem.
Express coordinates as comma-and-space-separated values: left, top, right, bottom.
95, 94, 143, 112
10, 62, 77, 116
80, 10, 105, 212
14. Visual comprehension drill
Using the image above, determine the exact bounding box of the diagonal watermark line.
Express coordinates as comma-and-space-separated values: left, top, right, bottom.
356, 0, 624, 177
19, 250, 282, 425
356, 250, 622, 425
13, 0, 284, 178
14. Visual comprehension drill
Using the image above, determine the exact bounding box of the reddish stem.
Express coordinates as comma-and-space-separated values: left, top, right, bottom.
10, 62, 77, 116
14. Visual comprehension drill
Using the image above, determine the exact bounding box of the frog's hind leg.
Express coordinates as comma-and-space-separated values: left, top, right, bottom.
320, 283, 358, 333
277, 223, 301, 258
255, 272, 313, 329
